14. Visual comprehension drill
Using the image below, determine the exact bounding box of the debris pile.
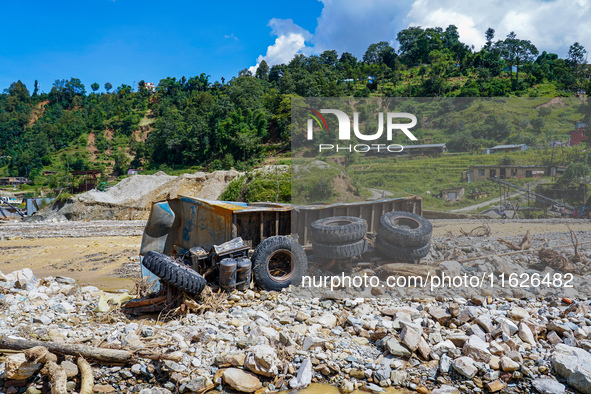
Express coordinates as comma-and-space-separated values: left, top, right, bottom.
36, 170, 242, 221
0, 221, 590, 393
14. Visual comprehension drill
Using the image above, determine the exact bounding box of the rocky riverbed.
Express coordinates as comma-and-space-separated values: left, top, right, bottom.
0, 219, 590, 393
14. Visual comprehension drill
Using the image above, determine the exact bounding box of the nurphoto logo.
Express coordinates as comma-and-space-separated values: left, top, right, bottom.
306, 108, 418, 153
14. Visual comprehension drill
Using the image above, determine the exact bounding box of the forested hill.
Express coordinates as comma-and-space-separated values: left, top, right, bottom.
1, 26, 589, 184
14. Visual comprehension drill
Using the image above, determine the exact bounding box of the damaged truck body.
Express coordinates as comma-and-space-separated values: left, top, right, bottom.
136, 195, 426, 304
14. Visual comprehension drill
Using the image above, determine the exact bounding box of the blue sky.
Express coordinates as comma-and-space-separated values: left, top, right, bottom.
1, 0, 590, 93
0, 0, 323, 92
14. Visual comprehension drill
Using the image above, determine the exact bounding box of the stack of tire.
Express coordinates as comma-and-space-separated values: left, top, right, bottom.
375, 211, 432, 262
311, 216, 368, 259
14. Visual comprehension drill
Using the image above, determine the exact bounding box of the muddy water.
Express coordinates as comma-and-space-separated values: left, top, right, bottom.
289, 383, 407, 393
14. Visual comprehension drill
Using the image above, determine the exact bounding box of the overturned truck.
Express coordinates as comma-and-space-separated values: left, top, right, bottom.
136, 195, 428, 306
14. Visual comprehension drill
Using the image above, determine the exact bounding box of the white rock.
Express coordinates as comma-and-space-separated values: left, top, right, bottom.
386, 338, 411, 357
551, 344, 591, 394
432, 385, 461, 394
453, 356, 478, 378
302, 335, 325, 351
532, 378, 566, 394
463, 335, 491, 363
318, 313, 337, 329
400, 326, 421, 351
244, 345, 279, 377
289, 358, 312, 389
508, 307, 529, 321
223, 368, 262, 393
500, 356, 519, 372
431, 340, 456, 358
518, 322, 536, 346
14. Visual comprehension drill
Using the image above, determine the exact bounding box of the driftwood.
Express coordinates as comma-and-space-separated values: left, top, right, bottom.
25, 345, 57, 363
41, 361, 67, 394
538, 248, 575, 273
498, 230, 532, 251
123, 295, 167, 309
77, 357, 94, 394
567, 224, 584, 263
0, 336, 181, 364
460, 224, 491, 237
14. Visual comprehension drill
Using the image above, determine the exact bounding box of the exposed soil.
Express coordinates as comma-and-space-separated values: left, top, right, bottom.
0, 235, 141, 291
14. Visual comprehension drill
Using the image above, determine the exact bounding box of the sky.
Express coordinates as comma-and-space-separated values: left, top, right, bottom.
1, 0, 590, 93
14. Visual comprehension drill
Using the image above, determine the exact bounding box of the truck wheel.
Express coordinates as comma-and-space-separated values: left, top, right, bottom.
375, 235, 431, 262
312, 239, 367, 259
252, 236, 308, 291
378, 211, 432, 247
142, 251, 206, 296
310, 216, 367, 244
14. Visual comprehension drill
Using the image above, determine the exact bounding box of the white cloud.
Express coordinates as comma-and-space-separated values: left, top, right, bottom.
406, 0, 591, 55
249, 0, 591, 71
313, 0, 414, 55
248, 19, 312, 74
224, 33, 239, 41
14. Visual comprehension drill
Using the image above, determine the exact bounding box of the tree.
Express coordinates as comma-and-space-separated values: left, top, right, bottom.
91, 82, 100, 93
104, 82, 112, 93
7, 81, 30, 103
442, 25, 460, 49
112, 149, 130, 176
256, 60, 269, 80
320, 50, 338, 67
567, 42, 587, 92
33, 80, 39, 96
559, 162, 590, 184
397, 27, 443, 66
339, 52, 358, 67
568, 42, 587, 67
363, 42, 395, 65
485, 28, 495, 44
497, 32, 538, 88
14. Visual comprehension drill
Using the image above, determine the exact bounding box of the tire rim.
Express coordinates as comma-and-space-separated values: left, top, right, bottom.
389, 216, 420, 230
323, 218, 354, 227
266, 249, 295, 283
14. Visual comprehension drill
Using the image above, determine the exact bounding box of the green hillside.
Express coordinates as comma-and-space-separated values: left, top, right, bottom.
1, 25, 590, 200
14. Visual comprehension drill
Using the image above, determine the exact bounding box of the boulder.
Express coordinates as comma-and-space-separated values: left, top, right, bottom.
551, 344, 591, 394
463, 335, 491, 363
453, 356, 478, 378
5, 353, 42, 380
245, 345, 280, 377
532, 378, 566, 394
223, 368, 262, 393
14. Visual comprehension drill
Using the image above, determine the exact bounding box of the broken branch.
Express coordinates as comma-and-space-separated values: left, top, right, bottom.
0, 336, 181, 364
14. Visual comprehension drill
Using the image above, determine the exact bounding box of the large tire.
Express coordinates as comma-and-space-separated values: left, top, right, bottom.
142, 250, 206, 296
313, 239, 367, 259
252, 236, 308, 291
375, 235, 431, 262
378, 211, 432, 247
310, 216, 367, 244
